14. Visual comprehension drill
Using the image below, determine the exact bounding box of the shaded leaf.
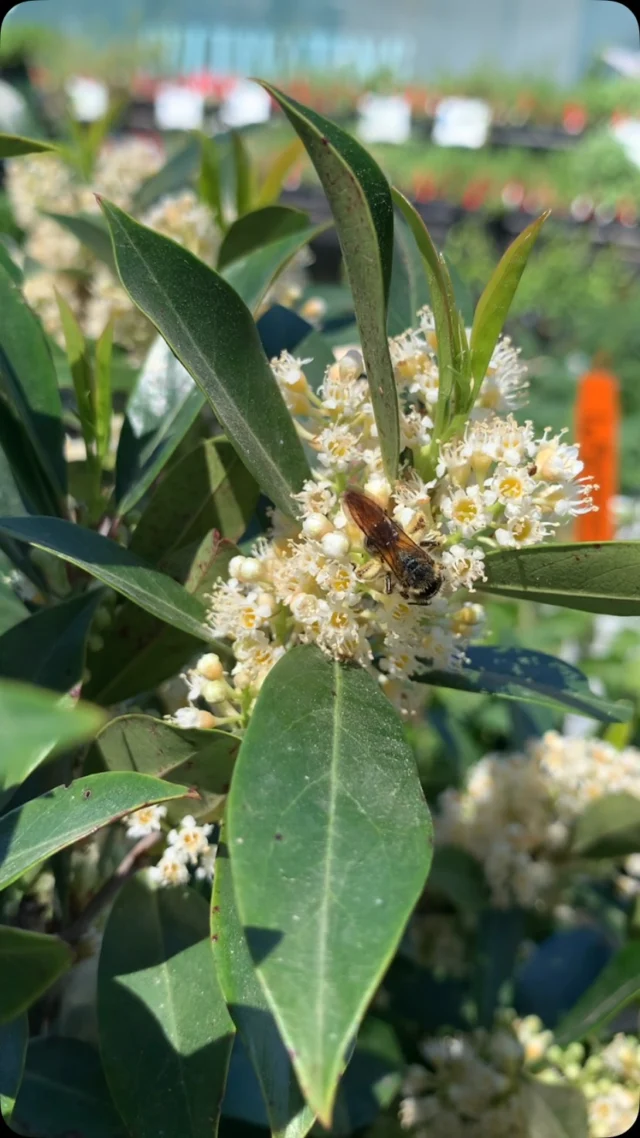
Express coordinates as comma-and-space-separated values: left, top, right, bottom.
0, 771, 188, 890
130, 438, 258, 560
132, 135, 200, 214
387, 212, 431, 337
100, 199, 310, 517
56, 289, 96, 454
227, 645, 432, 1125
231, 130, 253, 216
98, 876, 235, 1138
198, 132, 225, 230
0, 134, 57, 158
480, 541, 640, 616
0, 928, 72, 1024
96, 714, 239, 821
474, 908, 524, 1028
218, 206, 310, 270
223, 222, 329, 314
554, 940, 640, 1044
470, 211, 549, 397
0, 1014, 27, 1124
45, 211, 116, 272
256, 304, 313, 360
12, 1037, 124, 1138
94, 318, 113, 464
255, 137, 305, 207
428, 845, 488, 913
522, 1077, 589, 1138
0, 580, 27, 636
84, 533, 234, 705
0, 263, 66, 504
0, 589, 102, 692
571, 793, 640, 857
262, 83, 398, 483
515, 927, 613, 1029
0, 516, 210, 641
415, 645, 630, 723
0, 679, 104, 813
212, 834, 315, 1138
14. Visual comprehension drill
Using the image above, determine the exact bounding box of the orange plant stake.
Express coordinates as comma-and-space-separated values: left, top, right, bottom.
574, 367, 620, 542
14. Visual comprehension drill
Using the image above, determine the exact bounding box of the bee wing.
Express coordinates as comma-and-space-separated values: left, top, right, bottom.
343, 489, 387, 532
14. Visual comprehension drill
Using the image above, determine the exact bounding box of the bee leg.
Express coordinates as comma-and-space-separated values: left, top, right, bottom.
356, 557, 385, 583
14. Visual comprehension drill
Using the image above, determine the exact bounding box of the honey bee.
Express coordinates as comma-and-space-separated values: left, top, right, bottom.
343, 488, 443, 603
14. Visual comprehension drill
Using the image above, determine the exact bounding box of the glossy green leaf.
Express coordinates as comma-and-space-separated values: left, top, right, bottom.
0, 1014, 27, 1124
0, 928, 72, 1024
0, 395, 60, 519
99, 199, 310, 517
223, 222, 329, 315
45, 211, 116, 272
130, 438, 258, 560
0, 679, 104, 812
0, 580, 27, 636
0, 134, 57, 158
387, 212, 431, 337
227, 645, 433, 1125
428, 845, 488, 913
255, 137, 305, 207
115, 336, 203, 515
522, 1077, 589, 1138
218, 206, 310, 270
0, 589, 102, 692
554, 941, 640, 1045
470, 211, 549, 396
84, 533, 234, 705
415, 645, 630, 723
96, 714, 239, 820
480, 542, 640, 615
99, 876, 235, 1138
12, 1037, 124, 1138
94, 318, 113, 463
231, 130, 253, 216
132, 135, 200, 214
198, 132, 225, 230
0, 516, 210, 641
0, 771, 188, 890
0, 262, 66, 504
262, 83, 398, 483
212, 833, 315, 1138
571, 794, 640, 857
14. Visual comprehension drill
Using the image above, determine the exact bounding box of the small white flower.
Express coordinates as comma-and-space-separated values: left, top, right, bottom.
124, 804, 167, 839
167, 815, 213, 865
440, 485, 490, 537
148, 849, 190, 887
195, 844, 217, 881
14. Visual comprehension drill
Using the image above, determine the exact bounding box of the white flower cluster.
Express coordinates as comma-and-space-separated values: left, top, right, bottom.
197, 314, 595, 721
400, 1015, 640, 1138
123, 806, 216, 888
436, 730, 640, 908
6, 143, 219, 362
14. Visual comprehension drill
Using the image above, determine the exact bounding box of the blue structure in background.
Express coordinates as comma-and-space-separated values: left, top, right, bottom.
6, 0, 639, 84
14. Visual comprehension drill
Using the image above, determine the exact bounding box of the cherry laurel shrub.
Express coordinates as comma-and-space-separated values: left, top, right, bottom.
0, 85, 639, 1138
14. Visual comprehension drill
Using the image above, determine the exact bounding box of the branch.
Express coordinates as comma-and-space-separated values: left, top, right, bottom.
61, 831, 162, 945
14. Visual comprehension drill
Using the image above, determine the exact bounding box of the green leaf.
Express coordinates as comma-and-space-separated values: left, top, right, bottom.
0, 580, 27, 636
212, 833, 315, 1138
0, 1014, 27, 1124
218, 206, 310, 270
99, 199, 310, 518
255, 137, 305, 207
12, 1037, 125, 1138
295, 330, 335, 394
94, 318, 113, 464
98, 876, 235, 1138
554, 941, 640, 1045
571, 793, 640, 857
231, 129, 253, 216
428, 845, 488, 913
227, 645, 432, 1125
115, 336, 203, 516
198, 132, 225, 230
387, 212, 431, 337
522, 1077, 589, 1138
56, 288, 96, 451
96, 714, 239, 821
130, 438, 258, 560
0, 928, 72, 1024
0, 516, 211, 641
132, 135, 200, 214
470, 211, 549, 396
0, 679, 104, 812
0, 134, 57, 158
415, 645, 630, 723
0, 243, 22, 285
0, 262, 66, 504
223, 222, 329, 315
0, 589, 102, 692
84, 533, 234, 705
480, 542, 640, 616
0, 771, 188, 891
473, 908, 524, 1029
0, 393, 61, 520
261, 83, 398, 484
44, 211, 116, 272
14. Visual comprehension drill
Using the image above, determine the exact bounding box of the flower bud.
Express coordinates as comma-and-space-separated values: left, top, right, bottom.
321, 531, 350, 558
196, 653, 224, 681
202, 679, 230, 705
303, 513, 333, 539
237, 557, 262, 583
228, 555, 246, 579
